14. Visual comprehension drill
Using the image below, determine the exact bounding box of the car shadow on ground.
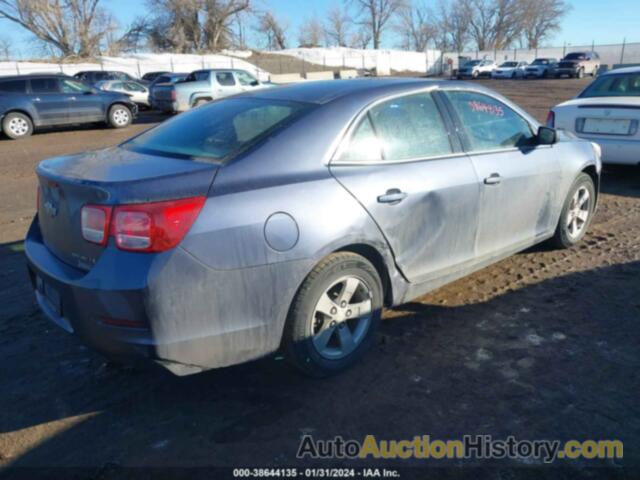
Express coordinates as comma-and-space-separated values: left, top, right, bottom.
2, 238, 638, 474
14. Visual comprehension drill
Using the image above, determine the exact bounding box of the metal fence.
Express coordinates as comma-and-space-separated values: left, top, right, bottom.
0, 54, 269, 81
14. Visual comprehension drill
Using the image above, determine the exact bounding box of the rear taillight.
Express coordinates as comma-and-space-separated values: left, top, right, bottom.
111, 197, 205, 252
171, 89, 176, 101
546, 110, 555, 128
81, 205, 113, 245
81, 197, 205, 252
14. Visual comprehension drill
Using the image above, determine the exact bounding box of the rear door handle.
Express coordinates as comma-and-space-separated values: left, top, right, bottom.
484, 173, 501, 185
68, 96, 77, 101
377, 189, 408, 204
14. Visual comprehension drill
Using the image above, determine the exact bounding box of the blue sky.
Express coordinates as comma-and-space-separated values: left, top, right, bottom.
3, 0, 639, 58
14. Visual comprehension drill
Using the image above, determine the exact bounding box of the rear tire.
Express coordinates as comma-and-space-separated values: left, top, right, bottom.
2, 112, 33, 139
549, 173, 596, 249
193, 98, 209, 108
108, 104, 132, 129
283, 252, 383, 377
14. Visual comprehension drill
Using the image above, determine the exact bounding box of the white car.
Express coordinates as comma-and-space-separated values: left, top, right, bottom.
491, 61, 529, 79
457, 60, 497, 79
524, 58, 558, 78
96, 80, 150, 108
548, 67, 640, 165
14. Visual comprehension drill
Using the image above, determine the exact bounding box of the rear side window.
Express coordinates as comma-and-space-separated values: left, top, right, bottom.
339, 93, 452, 162
339, 116, 383, 162
216, 72, 236, 86
30, 78, 60, 94
370, 93, 452, 160
125, 98, 312, 161
0, 79, 27, 93
444, 91, 534, 151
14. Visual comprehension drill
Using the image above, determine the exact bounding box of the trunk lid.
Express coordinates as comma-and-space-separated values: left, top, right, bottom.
559, 97, 640, 140
36, 147, 218, 270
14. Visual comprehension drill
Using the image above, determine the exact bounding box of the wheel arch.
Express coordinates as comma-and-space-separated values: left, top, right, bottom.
2, 108, 35, 125
581, 164, 599, 200
333, 243, 394, 307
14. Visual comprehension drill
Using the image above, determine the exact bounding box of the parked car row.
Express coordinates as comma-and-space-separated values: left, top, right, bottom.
0, 68, 270, 139
457, 51, 601, 80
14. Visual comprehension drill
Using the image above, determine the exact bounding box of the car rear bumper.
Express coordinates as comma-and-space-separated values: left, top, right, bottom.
150, 98, 178, 113
24, 216, 308, 375
578, 136, 640, 165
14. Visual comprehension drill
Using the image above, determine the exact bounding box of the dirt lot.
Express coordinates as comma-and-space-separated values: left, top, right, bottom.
1, 78, 639, 477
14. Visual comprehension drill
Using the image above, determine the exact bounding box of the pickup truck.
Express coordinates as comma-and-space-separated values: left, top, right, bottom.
151, 69, 271, 113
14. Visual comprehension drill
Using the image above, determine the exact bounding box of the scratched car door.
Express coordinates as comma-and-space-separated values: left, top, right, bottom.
330, 91, 481, 283
442, 90, 561, 258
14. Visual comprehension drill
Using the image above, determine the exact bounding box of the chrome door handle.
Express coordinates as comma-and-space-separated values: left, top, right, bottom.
69, 96, 77, 101
33, 97, 41, 102
377, 189, 408, 204
484, 173, 501, 185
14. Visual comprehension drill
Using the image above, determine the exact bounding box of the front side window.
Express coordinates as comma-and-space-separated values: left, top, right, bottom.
30, 78, 60, 94
444, 91, 535, 151
124, 98, 312, 161
61, 79, 91, 94
236, 71, 258, 86
124, 82, 145, 92
339, 93, 452, 162
216, 72, 236, 86
580, 74, 640, 98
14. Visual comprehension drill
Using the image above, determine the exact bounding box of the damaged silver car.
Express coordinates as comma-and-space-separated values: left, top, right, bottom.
26, 79, 601, 377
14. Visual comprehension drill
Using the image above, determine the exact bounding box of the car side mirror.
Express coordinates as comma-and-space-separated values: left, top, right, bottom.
537, 126, 557, 145
250, 80, 259, 86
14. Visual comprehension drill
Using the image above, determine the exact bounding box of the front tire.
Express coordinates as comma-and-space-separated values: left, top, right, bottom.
284, 252, 383, 377
577, 68, 584, 79
108, 104, 132, 129
2, 112, 33, 139
549, 173, 596, 249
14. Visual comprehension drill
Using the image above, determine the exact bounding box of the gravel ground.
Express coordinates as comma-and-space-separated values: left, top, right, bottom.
0, 78, 638, 478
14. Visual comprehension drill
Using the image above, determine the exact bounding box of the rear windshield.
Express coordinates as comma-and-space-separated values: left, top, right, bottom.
124, 97, 313, 161
580, 73, 640, 98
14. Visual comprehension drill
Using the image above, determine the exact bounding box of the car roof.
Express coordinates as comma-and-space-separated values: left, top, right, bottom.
603, 66, 640, 75
0, 74, 73, 81
249, 77, 500, 105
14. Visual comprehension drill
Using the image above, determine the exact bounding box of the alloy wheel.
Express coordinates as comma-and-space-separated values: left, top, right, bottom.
566, 186, 591, 238
311, 276, 373, 360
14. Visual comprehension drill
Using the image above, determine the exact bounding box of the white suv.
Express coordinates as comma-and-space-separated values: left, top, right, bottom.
457, 60, 497, 79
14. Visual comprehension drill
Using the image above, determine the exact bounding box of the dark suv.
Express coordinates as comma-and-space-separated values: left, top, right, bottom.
0, 75, 138, 140
556, 52, 600, 78
74, 70, 148, 86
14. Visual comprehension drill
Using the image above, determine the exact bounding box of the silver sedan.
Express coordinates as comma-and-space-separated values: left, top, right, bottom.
26, 79, 601, 377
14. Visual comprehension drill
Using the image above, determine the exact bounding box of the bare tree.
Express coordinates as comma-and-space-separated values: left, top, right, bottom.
324, 6, 351, 47
254, 11, 287, 50
0, 36, 10, 59
143, 0, 251, 53
298, 16, 323, 47
0, 0, 113, 57
520, 0, 570, 48
348, 27, 372, 49
396, 0, 437, 51
434, 0, 471, 52
462, 0, 524, 50
350, 0, 405, 49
